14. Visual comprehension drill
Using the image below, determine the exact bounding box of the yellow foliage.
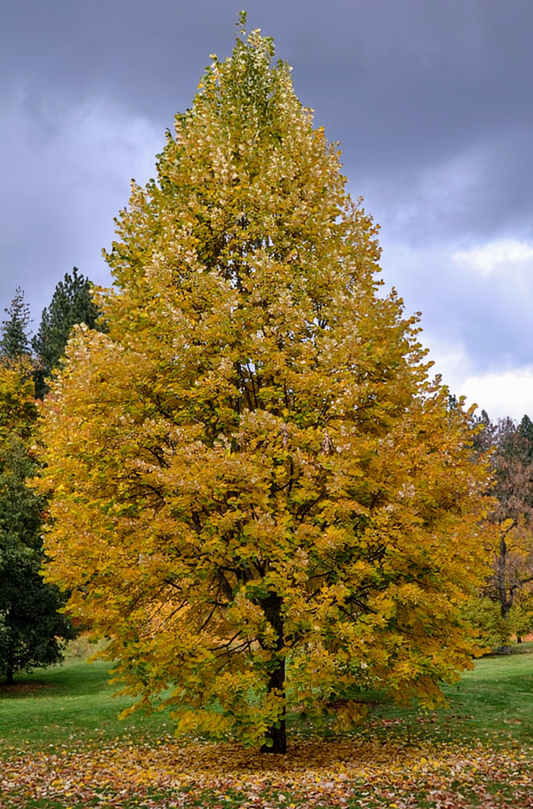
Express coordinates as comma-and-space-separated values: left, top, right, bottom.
38, 24, 492, 752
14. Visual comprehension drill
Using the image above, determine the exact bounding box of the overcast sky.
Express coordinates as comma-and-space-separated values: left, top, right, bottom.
1, 0, 532, 420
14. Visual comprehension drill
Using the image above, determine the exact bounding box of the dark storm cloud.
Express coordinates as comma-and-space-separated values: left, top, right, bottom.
4, 0, 533, 174
1, 0, 532, 416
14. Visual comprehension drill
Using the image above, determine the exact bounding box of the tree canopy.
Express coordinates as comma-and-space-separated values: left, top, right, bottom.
39, 20, 491, 753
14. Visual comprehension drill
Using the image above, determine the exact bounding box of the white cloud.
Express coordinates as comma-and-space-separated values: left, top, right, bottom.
423, 336, 533, 421
457, 370, 533, 422
375, 228, 533, 420
452, 238, 533, 277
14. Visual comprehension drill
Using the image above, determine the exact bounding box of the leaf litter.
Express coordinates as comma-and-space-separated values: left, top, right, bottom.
1, 737, 533, 808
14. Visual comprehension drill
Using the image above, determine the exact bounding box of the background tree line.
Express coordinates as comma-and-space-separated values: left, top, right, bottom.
465, 411, 533, 649
0, 269, 102, 683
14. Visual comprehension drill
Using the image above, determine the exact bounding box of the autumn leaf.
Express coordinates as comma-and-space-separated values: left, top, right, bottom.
2, 738, 533, 808
38, 19, 493, 754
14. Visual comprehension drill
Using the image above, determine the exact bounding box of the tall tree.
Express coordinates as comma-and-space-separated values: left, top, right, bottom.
0, 360, 76, 684
32, 267, 102, 399
0, 288, 31, 360
39, 19, 491, 753
519, 414, 533, 465
470, 412, 533, 645
490, 417, 533, 626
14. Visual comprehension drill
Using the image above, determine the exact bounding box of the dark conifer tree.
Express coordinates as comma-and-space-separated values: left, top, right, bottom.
0, 287, 77, 683
32, 268, 102, 398
0, 288, 31, 360
0, 390, 77, 683
519, 415, 533, 464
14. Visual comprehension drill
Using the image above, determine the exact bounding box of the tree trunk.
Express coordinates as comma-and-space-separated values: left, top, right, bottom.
498, 535, 514, 623
259, 592, 287, 754
260, 657, 287, 754
5, 662, 14, 686
495, 538, 513, 653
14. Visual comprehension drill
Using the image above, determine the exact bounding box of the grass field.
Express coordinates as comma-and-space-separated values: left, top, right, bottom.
1, 640, 533, 808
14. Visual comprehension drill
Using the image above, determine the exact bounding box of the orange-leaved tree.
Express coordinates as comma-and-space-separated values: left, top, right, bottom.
39, 17, 491, 753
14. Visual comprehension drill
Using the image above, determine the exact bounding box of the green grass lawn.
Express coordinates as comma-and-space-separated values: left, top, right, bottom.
355, 644, 533, 749
1, 640, 533, 753
0, 639, 175, 751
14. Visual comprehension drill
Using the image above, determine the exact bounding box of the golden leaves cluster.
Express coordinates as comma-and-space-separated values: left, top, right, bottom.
38, 24, 493, 747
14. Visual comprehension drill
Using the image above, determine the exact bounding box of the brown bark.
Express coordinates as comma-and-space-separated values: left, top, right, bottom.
260, 657, 287, 754
260, 592, 287, 754
5, 662, 14, 686
498, 534, 514, 622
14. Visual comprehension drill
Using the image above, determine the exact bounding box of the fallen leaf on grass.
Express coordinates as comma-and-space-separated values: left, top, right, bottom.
1, 738, 533, 808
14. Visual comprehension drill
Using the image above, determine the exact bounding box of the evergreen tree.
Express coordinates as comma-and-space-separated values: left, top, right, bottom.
0, 288, 31, 360
32, 267, 102, 398
519, 414, 533, 464
0, 361, 76, 684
